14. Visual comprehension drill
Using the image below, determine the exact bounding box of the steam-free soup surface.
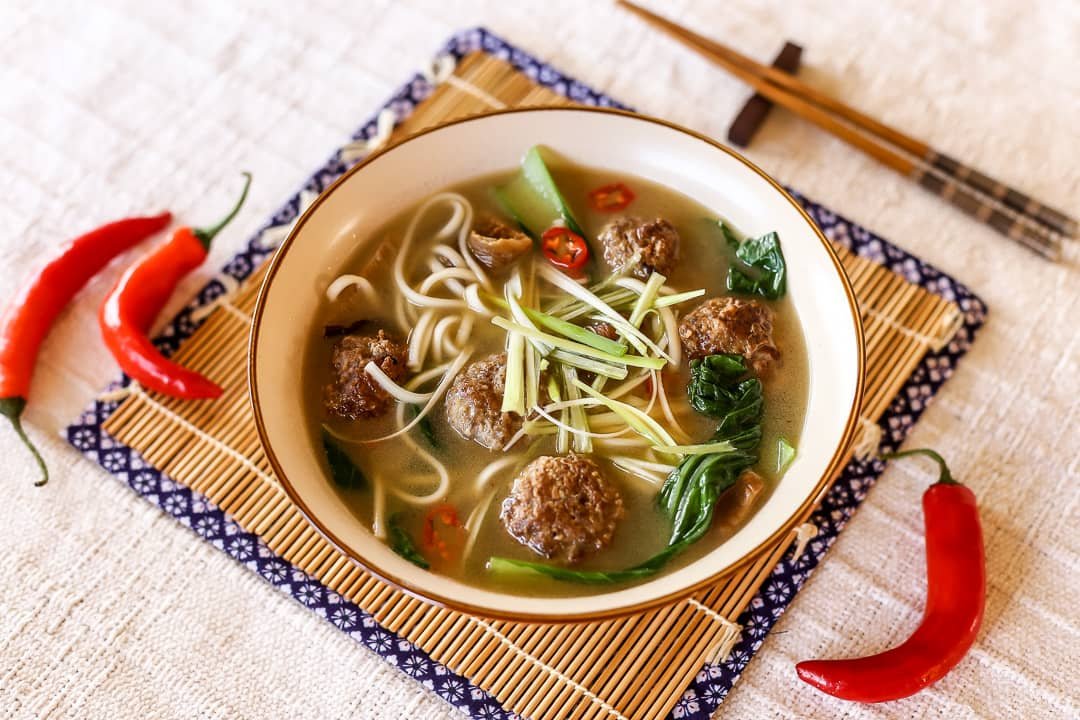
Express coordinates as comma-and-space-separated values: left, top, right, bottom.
305, 159, 808, 597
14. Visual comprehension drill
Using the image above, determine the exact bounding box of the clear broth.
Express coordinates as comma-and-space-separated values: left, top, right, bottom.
304, 161, 809, 597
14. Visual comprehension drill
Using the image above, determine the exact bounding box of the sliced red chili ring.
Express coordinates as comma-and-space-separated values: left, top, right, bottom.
588, 182, 635, 212
422, 503, 464, 561
541, 226, 589, 273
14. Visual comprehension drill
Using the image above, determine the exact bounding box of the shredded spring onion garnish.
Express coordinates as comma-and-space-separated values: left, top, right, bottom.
321, 188, 711, 541
651, 440, 737, 456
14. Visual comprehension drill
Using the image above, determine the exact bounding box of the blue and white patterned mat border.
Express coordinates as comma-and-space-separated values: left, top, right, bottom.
65, 28, 987, 720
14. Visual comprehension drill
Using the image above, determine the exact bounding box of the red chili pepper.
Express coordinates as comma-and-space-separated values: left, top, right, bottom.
422, 503, 464, 562
541, 226, 590, 274
0, 211, 172, 485
100, 174, 251, 400
588, 182, 635, 212
796, 448, 985, 703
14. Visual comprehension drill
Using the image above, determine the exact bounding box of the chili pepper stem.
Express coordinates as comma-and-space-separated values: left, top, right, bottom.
192, 172, 252, 249
0, 397, 48, 486
881, 447, 956, 484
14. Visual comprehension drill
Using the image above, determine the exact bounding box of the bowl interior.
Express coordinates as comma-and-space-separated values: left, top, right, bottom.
250, 108, 862, 621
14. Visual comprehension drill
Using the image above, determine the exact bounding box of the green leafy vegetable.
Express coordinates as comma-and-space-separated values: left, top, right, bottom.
687, 353, 764, 423
409, 405, 439, 449
322, 430, 365, 489
521, 146, 585, 237
719, 222, 787, 300
489, 354, 764, 585
494, 146, 585, 238
777, 437, 796, 474
388, 514, 429, 569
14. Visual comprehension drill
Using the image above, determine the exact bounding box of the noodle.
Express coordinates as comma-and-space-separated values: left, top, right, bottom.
358, 347, 474, 444
325, 274, 377, 304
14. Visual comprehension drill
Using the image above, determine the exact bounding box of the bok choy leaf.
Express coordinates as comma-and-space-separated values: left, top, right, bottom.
322, 431, 365, 489
489, 354, 764, 584
719, 222, 787, 300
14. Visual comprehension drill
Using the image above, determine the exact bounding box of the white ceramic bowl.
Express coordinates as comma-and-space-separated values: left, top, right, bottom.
249, 107, 864, 622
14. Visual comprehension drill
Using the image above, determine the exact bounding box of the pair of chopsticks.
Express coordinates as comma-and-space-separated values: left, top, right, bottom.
618, 0, 1075, 261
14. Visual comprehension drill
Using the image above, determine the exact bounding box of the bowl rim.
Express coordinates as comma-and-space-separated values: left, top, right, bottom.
248, 105, 866, 623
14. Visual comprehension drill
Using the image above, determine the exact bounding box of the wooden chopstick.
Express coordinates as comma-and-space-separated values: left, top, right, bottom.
618, 0, 1074, 261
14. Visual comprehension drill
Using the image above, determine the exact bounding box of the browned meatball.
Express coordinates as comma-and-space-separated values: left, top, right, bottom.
678, 297, 779, 375
467, 216, 532, 271
585, 321, 618, 340
598, 216, 680, 279
445, 353, 521, 450
323, 330, 408, 420
500, 454, 625, 564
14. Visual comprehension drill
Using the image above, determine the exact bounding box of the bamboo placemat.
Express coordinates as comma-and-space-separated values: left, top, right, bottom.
66, 29, 987, 720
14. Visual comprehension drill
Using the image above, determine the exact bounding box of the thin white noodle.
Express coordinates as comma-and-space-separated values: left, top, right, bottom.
435, 198, 466, 240
454, 313, 474, 348
607, 370, 652, 400
358, 347, 473, 444
406, 362, 452, 389
407, 309, 438, 371
319, 363, 451, 444
462, 489, 497, 561
325, 274, 377, 304
364, 361, 432, 404
418, 267, 479, 295
432, 244, 468, 268
475, 455, 524, 494
426, 257, 466, 297
610, 457, 666, 486
394, 193, 472, 310
654, 370, 692, 444
531, 405, 630, 440
394, 287, 413, 331
385, 401, 450, 506
431, 315, 461, 362
502, 425, 530, 451
615, 456, 676, 474
464, 284, 493, 316
455, 212, 493, 292
372, 476, 387, 539
645, 370, 660, 416
461, 456, 524, 559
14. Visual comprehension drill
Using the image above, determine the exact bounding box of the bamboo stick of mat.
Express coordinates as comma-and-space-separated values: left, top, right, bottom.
618, 0, 1073, 261
92, 52, 971, 720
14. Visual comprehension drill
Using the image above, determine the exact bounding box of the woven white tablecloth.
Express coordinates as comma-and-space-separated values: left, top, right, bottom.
1, 1, 1077, 718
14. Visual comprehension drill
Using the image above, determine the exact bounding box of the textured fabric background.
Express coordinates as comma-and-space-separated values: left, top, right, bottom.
0, 2, 1076, 719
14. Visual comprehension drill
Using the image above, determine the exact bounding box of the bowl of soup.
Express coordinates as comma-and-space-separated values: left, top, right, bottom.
249, 107, 864, 621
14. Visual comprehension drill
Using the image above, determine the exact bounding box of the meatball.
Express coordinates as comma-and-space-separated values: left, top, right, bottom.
585, 321, 618, 340
445, 353, 521, 450
323, 330, 408, 420
598, 216, 680, 279
467, 216, 532, 271
678, 297, 779, 375
500, 454, 625, 564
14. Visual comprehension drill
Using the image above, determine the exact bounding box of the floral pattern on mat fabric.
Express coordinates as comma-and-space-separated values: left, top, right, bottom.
65, 27, 987, 720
